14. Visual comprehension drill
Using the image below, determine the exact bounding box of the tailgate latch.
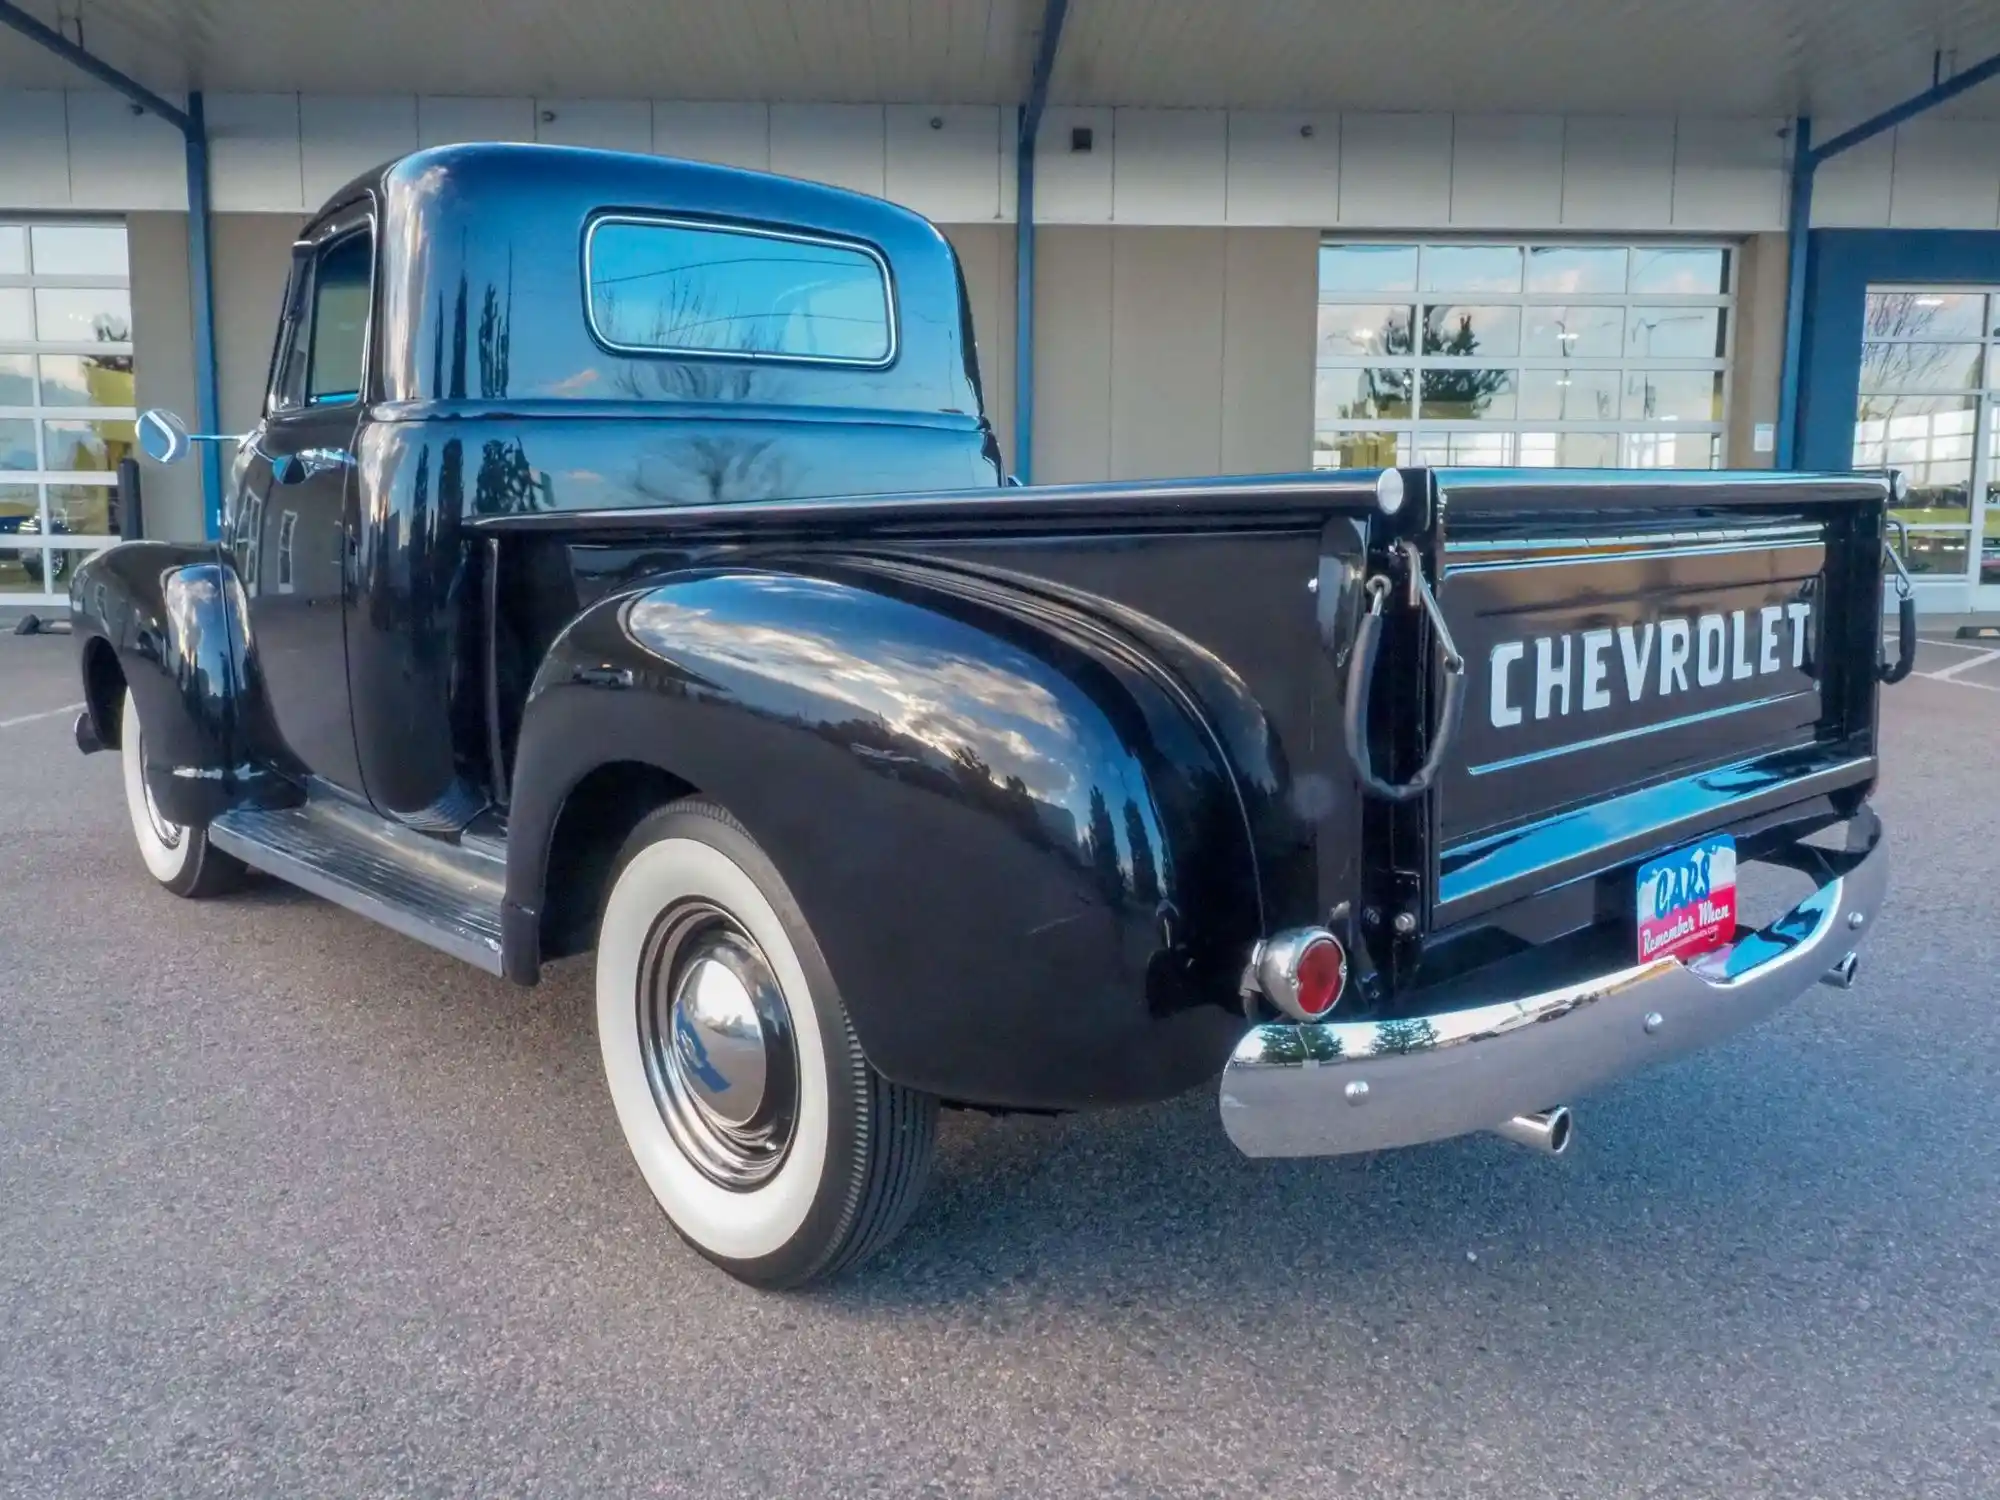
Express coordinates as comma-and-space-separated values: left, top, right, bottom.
1343, 539, 1468, 803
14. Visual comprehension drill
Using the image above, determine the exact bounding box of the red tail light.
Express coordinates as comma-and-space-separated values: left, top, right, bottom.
1293, 937, 1346, 1018
1252, 928, 1348, 1022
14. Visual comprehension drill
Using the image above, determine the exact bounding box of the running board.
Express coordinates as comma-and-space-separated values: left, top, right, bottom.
209, 794, 506, 974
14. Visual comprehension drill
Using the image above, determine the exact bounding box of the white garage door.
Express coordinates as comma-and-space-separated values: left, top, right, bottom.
1312, 240, 1734, 472
0, 222, 134, 608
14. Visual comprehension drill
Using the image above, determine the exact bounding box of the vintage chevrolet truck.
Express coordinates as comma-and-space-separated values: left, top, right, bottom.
69, 144, 1909, 1287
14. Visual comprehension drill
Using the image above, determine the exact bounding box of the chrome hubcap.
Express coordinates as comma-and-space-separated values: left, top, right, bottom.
638, 902, 798, 1190
136, 729, 182, 850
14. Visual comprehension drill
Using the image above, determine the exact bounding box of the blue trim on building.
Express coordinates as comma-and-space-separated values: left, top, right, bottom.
1796, 229, 2000, 471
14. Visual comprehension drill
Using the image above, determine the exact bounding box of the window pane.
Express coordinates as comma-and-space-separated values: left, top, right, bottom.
1317, 367, 1412, 420
30, 225, 128, 277
1416, 430, 1516, 465
0, 226, 26, 275
41, 418, 134, 472
0, 419, 34, 469
1628, 247, 1729, 295
1523, 304, 1623, 357
33, 288, 132, 344
1858, 342, 1983, 394
1422, 304, 1519, 358
1519, 368, 1621, 420
588, 220, 893, 363
0, 549, 48, 595
1421, 245, 1522, 293
1518, 431, 1620, 468
306, 233, 371, 402
48, 483, 114, 537
1856, 391, 1978, 428
38, 353, 135, 408
1621, 430, 1721, 469
1526, 246, 1626, 294
1864, 291, 1987, 342
0, 484, 33, 525
1624, 370, 1722, 422
1627, 307, 1725, 359
0, 354, 32, 405
1899, 529, 1969, 578
1319, 245, 1417, 294
1316, 304, 1413, 357
0, 289, 30, 340
1419, 369, 1516, 420
1313, 430, 1408, 468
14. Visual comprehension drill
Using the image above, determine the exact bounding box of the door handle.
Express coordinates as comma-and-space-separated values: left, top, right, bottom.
274, 448, 354, 485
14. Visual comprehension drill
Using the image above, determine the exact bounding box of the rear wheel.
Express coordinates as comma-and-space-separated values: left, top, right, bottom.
595, 799, 936, 1288
119, 691, 243, 898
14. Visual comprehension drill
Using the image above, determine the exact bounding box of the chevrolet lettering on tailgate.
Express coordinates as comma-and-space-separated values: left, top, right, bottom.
1487, 603, 1815, 728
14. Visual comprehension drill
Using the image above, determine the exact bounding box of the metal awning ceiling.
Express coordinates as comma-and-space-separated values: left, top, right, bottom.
2, 0, 1997, 125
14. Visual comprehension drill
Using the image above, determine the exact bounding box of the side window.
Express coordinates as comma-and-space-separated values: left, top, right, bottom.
585, 218, 894, 365
304, 232, 372, 404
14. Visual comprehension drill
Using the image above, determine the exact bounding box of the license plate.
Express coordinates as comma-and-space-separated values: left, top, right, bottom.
1636, 835, 1737, 963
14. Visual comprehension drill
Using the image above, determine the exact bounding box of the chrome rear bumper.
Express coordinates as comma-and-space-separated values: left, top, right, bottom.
1220, 808, 1886, 1158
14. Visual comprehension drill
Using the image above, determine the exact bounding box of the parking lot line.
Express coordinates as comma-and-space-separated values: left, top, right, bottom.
1924, 648, 2000, 682
0, 701, 82, 730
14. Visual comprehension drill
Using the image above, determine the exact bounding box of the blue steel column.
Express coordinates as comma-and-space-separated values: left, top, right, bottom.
184, 91, 223, 537
1775, 117, 1812, 471
1013, 107, 1037, 483
1013, 0, 1071, 485
1773, 51, 2000, 470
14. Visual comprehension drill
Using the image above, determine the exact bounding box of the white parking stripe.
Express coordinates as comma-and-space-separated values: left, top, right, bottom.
0, 701, 83, 730
1926, 648, 2000, 682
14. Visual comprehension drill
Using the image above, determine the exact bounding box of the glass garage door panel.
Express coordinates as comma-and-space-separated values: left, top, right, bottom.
1854, 288, 1998, 600
1313, 239, 1733, 472
0, 222, 133, 607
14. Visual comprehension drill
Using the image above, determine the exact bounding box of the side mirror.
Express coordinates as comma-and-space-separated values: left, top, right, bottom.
136, 408, 191, 465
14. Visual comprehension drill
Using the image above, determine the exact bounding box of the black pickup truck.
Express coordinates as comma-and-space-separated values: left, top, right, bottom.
70, 144, 1906, 1288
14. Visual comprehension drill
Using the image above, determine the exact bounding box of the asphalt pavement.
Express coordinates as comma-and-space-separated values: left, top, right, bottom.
2, 629, 1997, 1499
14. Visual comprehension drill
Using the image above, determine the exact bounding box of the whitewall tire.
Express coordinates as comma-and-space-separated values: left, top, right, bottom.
596, 799, 936, 1288
119, 691, 242, 898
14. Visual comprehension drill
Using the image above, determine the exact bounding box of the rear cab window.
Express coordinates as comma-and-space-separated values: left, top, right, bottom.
584, 217, 895, 366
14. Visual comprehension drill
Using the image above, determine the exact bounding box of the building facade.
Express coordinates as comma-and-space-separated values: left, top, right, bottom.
2, 1, 1998, 610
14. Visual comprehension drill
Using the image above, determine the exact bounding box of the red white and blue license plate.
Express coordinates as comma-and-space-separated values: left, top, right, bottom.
1636, 834, 1737, 963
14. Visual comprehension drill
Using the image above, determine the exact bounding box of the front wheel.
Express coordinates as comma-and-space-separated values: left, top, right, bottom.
119, 691, 243, 898
596, 800, 936, 1288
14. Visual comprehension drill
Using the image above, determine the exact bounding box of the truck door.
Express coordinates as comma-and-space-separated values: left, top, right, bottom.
237, 206, 371, 795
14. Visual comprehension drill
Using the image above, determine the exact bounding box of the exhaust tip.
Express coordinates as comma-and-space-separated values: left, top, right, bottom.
1492, 1106, 1572, 1156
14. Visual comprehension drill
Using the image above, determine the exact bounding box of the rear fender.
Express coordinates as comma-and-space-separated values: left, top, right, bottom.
69, 542, 292, 825
506, 557, 1266, 1110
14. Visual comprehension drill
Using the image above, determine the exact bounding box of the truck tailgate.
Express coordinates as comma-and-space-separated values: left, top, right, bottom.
1424, 472, 1888, 928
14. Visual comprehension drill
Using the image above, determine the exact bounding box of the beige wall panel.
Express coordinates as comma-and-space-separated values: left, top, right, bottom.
213, 215, 309, 432
1726, 232, 1787, 469
126, 212, 312, 541
936, 223, 1016, 476
1220, 229, 1317, 474
1031, 227, 1113, 482
1109, 228, 1226, 479
126, 213, 201, 542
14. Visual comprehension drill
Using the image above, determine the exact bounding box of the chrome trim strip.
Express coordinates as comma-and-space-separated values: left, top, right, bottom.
1444, 538, 1823, 573
1445, 523, 1825, 555
1466, 690, 1812, 776
582, 212, 898, 369
1435, 749, 1874, 926
1220, 808, 1885, 1158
